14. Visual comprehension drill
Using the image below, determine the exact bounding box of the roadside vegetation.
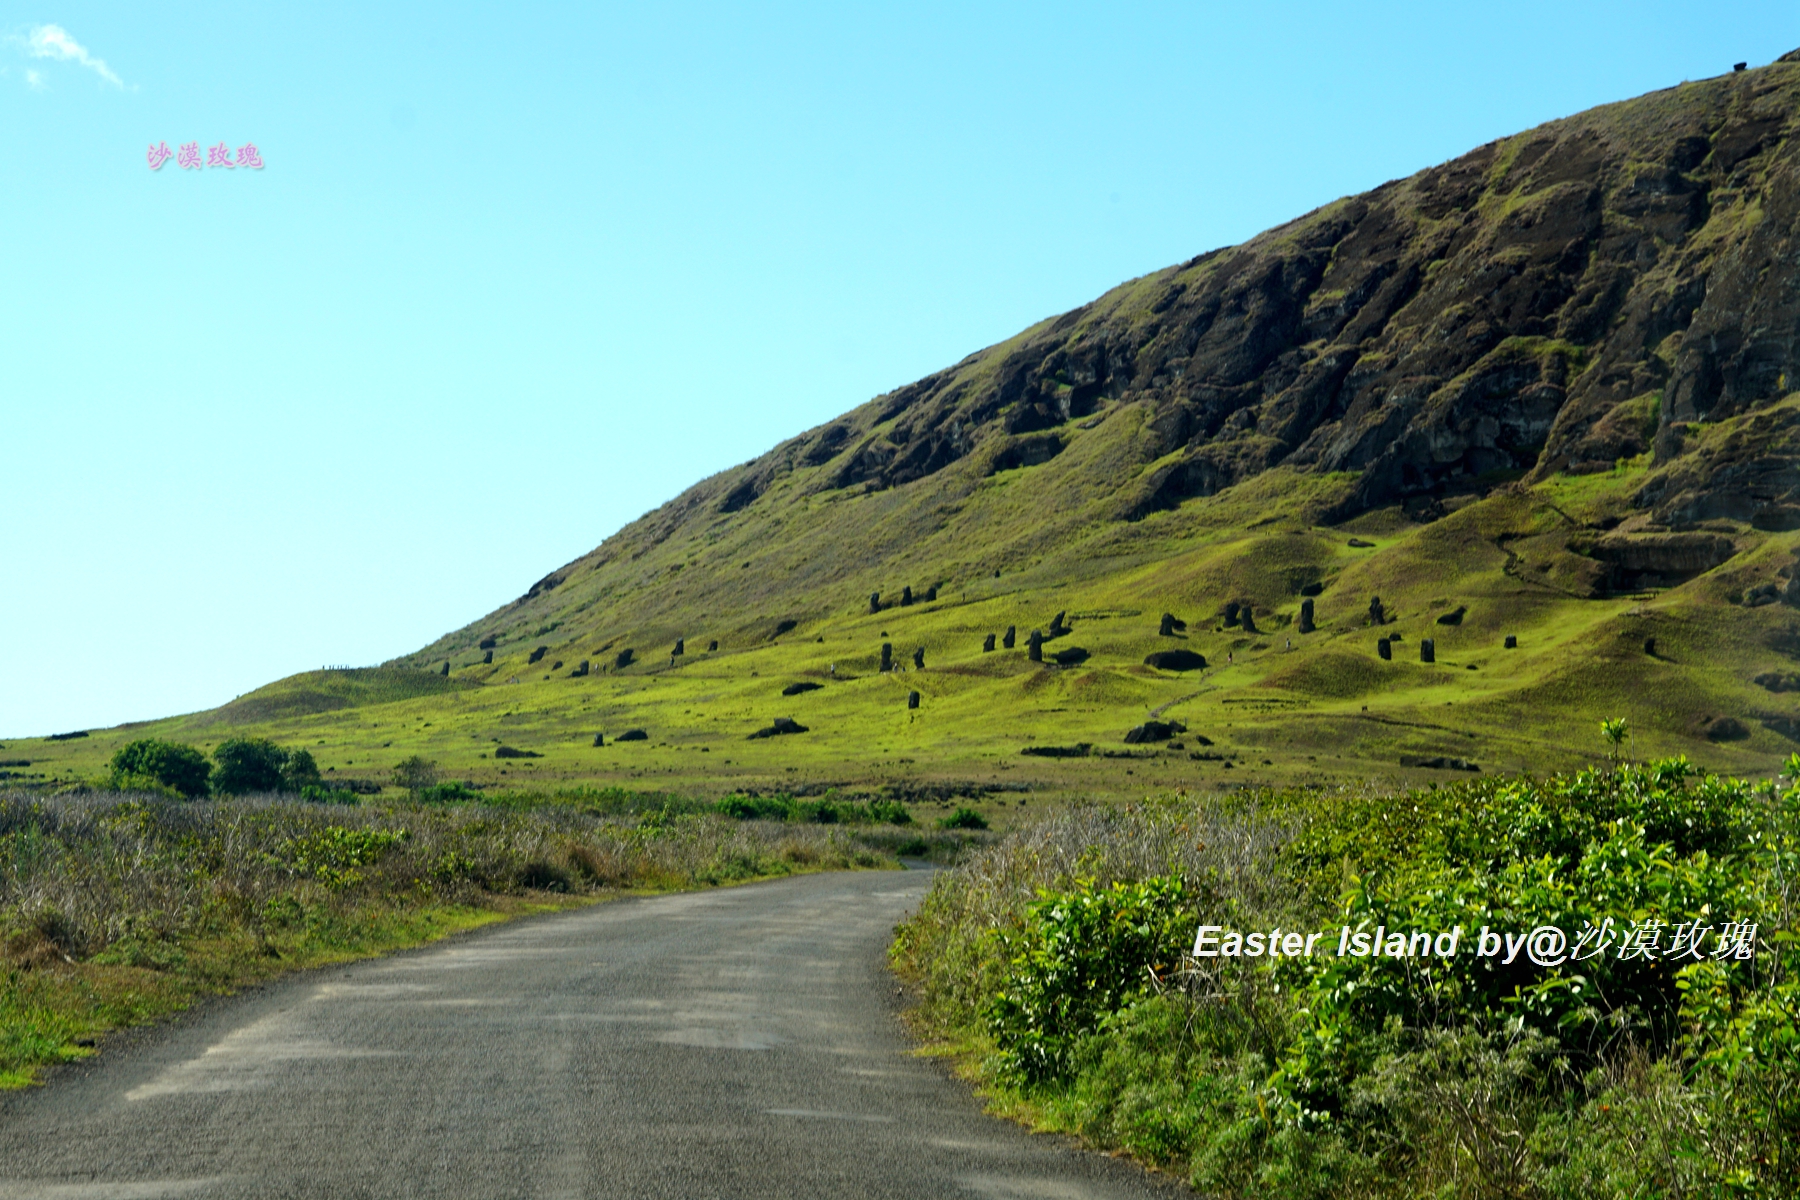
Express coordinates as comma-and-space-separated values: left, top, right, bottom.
1, 738, 965, 1088
892, 741, 1800, 1198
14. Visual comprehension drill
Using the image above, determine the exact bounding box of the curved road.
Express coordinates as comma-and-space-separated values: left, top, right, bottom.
0, 870, 1177, 1199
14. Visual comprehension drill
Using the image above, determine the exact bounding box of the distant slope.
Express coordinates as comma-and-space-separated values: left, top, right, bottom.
17, 54, 1800, 800
402, 51, 1800, 679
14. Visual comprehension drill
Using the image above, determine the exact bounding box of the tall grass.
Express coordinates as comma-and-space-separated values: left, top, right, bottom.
0, 786, 940, 1086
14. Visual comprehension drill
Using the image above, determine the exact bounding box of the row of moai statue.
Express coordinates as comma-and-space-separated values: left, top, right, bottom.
978, 612, 1067, 661
870, 585, 938, 613
1376, 630, 1519, 660
878, 643, 927, 671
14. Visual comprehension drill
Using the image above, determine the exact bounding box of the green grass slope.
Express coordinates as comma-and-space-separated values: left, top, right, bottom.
13, 57, 1800, 805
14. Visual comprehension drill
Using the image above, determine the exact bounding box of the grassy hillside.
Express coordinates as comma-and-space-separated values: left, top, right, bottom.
11, 57, 1800, 800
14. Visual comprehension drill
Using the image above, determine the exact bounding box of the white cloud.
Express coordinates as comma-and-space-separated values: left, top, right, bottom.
25, 24, 122, 87
25, 67, 44, 90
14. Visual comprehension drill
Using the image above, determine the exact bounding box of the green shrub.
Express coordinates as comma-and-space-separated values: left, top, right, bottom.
108, 739, 210, 798
988, 875, 1193, 1082
940, 807, 988, 830
211, 738, 289, 795
893, 762, 1800, 1198
416, 781, 483, 804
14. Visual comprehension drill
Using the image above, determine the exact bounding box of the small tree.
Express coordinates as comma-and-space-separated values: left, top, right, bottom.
281, 748, 322, 792
1600, 717, 1630, 765
392, 755, 439, 796
110, 738, 211, 798
212, 738, 289, 795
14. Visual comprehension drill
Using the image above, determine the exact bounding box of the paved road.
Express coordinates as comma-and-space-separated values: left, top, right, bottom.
0, 870, 1179, 1199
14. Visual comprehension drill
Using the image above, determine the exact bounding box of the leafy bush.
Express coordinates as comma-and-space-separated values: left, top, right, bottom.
415, 781, 483, 804
212, 738, 290, 795
988, 875, 1193, 1081
893, 763, 1800, 1199
108, 739, 210, 798
939, 807, 988, 830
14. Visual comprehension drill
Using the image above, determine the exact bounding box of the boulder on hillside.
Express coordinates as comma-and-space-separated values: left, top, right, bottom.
1705, 716, 1750, 741
494, 745, 542, 759
1437, 605, 1467, 626
615, 648, 635, 670
528, 646, 549, 665
1144, 649, 1207, 671
571, 660, 590, 677
1050, 646, 1089, 666
1124, 720, 1187, 744
478, 636, 498, 650
1299, 582, 1324, 597
748, 717, 809, 739
782, 681, 823, 696
615, 729, 649, 742
1400, 755, 1480, 771
1755, 671, 1800, 692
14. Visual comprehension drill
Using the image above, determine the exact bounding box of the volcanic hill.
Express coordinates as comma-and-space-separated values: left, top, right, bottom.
19, 52, 1800, 805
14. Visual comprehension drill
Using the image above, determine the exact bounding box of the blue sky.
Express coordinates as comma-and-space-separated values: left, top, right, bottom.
3, 2, 1796, 737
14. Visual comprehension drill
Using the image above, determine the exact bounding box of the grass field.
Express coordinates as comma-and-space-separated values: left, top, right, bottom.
8, 450, 1798, 810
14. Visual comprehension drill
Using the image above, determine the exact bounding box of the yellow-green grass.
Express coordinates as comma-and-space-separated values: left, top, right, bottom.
13, 461, 1799, 813
2, 899, 547, 1089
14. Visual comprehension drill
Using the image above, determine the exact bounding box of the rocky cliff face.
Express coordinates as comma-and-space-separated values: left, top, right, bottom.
711, 52, 1800, 533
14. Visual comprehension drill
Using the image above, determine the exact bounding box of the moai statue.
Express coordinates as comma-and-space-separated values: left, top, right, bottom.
440, 661, 450, 676
870, 592, 881, 614
901, 586, 913, 606
1644, 637, 1657, 656
1027, 630, 1044, 663
925, 585, 938, 601
1159, 612, 1179, 636
1003, 625, 1016, 649
1504, 634, 1518, 649
1240, 606, 1259, 634
1377, 637, 1392, 661
482, 650, 494, 664
592, 733, 604, 747
573, 660, 590, 677
1048, 611, 1067, 637
708, 640, 719, 652
1298, 598, 1315, 634
1420, 638, 1435, 663
912, 647, 925, 670
672, 638, 685, 656
615, 648, 635, 670
1369, 596, 1386, 625
907, 690, 920, 710
1224, 602, 1241, 627
983, 633, 996, 652
880, 642, 893, 672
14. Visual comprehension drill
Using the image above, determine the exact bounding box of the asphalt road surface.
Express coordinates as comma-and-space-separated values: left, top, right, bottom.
0, 869, 1180, 1199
